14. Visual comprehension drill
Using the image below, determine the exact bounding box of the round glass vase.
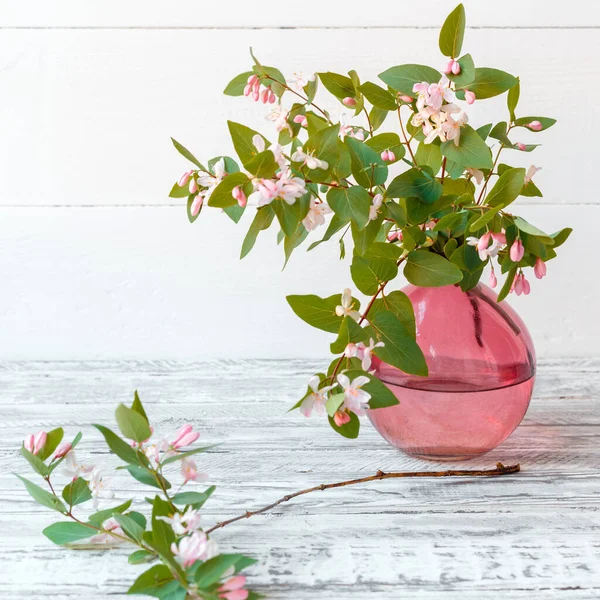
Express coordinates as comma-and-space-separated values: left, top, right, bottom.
368, 283, 536, 461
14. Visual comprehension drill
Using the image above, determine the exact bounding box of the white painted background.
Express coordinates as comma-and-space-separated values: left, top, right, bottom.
0, 0, 596, 360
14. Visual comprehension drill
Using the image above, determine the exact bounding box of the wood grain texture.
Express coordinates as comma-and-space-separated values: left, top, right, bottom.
0, 0, 598, 28
0, 205, 590, 360
0, 359, 599, 599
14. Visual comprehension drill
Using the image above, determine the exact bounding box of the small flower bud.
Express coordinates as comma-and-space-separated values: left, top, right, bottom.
387, 231, 398, 242
178, 170, 192, 187
387, 150, 396, 162
489, 268, 497, 289
399, 95, 413, 103
527, 120, 543, 131
444, 59, 455, 74
54, 442, 72, 459
268, 90, 276, 104
510, 239, 525, 263
534, 257, 547, 280
260, 87, 270, 104
380, 150, 389, 162
189, 178, 199, 194
517, 142, 527, 151
231, 185, 247, 208
464, 89, 476, 105
451, 60, 461, 75
342, 97, 357, 107
293, 114, 307, 126
190, 195, 203, 217
333, 410, 351, 427
522, 274, 531, 295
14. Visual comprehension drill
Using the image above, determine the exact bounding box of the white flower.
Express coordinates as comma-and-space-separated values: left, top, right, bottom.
423, 111, 447, 144
277, 170, 308, 205
196, 158, 226, 204
289, 72, 315, 90
157, 507, 202, 535
62, 451, 94, 480
442, 110, 468, 146
524, 165, 542, 185
252, 134, 266, 153
266, 104, 290, 133
87, 467, 114, 509
335, 288, 361, 322
171, 531, 208, 568
337, 374, 371, 415
302, 198, 332, 231
369, 193, 383, 222
359, 338, 385, 372
291, 147, 329, 171
466, 168, 484, 185
300, 376, 335, 418
339, 114, 365, 141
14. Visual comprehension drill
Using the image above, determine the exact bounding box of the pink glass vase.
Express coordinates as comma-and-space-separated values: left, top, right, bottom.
368, 283, 535, 461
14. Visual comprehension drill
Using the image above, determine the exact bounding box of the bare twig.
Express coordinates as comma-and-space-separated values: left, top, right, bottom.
206, 462, 520, 534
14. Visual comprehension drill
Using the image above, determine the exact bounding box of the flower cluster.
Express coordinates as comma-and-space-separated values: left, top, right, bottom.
17, 392, 259, 600
169, 3, 571, 439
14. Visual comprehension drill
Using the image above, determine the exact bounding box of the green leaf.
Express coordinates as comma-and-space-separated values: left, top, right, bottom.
223, 71, 254, 96
369, 105, 389, 131
513, 216, 553, 244
379, 64, 442, 96
128, 565, 182, 598
241, 205, 275, 259
450, 244, 483, 272
308, 214, 347, 252
195, 554, 251, 588
351, 254, 398, 295
415, 142, 443, 174
468, 207, 501, 232
330, 317, 368, 354
62, 477, 92, 507
497, 266, 518, 302
468, 68, 518, 99
368, 311, 428, 376
476, 123, 493, 140
170, 138, 205, 171
93, 424, 145, 465
326, 392, 345, 417
129, 549, 155, 565
272, 198, 302, 237
227, 121, 267, 167
513, 116, 557, 131
345, 137, 388, 188
160, 445, 217, 468
125, 465, 171, 490
131, 390, 149, 423
223, 203, 246, 223
168, 182, 189, 199
507, 80, 520, 122
434, 211, 465, 233
115, 403, 152, 443
439, 3, 466, 58
351, 216, 384, 256
369, 290, 416, 336
245, 150, 278, 178
150, 496, 176, 556
404, 250, 463, 287
489, 121, 514, 147
441, 125, 493, 169
89, 499, 133, 527
208, 172, 250, 208
327, 186, 371, 230
36, 427, 64, 461
550, 227, 572, 248
16, 474, 66, 513
318, 72, 355, 99
286, 293, 351, 333
43, 522, 94, 545
328, 411, 360, 438
486, 167, 526, 208
114, 513, 145, 543
387, 168, 443, 204
359, 81, 397, 110
170, 491, 210, 506
459, 264, 484, 292
20, 447, 49, 476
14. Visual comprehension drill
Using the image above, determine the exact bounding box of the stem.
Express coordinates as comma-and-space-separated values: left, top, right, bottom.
477, 126, 512, 205
266, 75, 332, 123
363, 107, 374, 138
397, 107, 417, 164
440, 157, 447, 184
206, 462, 520, 534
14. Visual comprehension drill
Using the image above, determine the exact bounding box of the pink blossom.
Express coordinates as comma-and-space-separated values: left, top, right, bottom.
231, 186, 247, 208
399, 95, 413, 103
171, 424, 200, 449
524, 165, 542, 185
442, 110, 468, 146
54, 442, 72, 459
451, 60, 461, 75
443, 59, 455, 75
527, 120, 543, 131
426, 76, 455, 111
293, 114, 308, 127
24, 431, 47, 456
159, 507, 202, 535
302, 198, 332, 231
466, 168, 484, 185
517, 142, 527, 151
337, 374, 371, 416
369, 193, 383, 222
90, 518, 123, 543
477, 232, 492, 253
492, 232, 507, 245
489, 267, 497, 289
178, 170, 193, 187
466, 234, 502, 261
381, 149, 396, 162
171, 531, 208, 568
510, 239, 525, 262
522, 275, 531, 295
300, 376, 334, 418
534, 257, 547, 279
387, 231, 398, 242
189, 178, 199, 194
266, 105, 290, 133
219, 576, 249, 600
333, 410, 351, 426
513, 273, 531, 296
181, 457, 208, 484
342, 97, 356, 107
190, 195, 203, 217
464, 89, 476, 105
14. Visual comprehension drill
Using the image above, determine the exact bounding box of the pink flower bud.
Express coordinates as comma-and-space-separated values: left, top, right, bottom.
293, 114, 307, 126
510, 239, 525, 263
534, 257, 547, 280
387, 150, 396, 162
189, 178, 199, 194
231, 185, 247, 208
190, 195, 203, 217
252, 87, 260, 102
24, 434, 35, 453
243, 83, 252, 97
178, 170, 192, 187
451, 60, 461, 75
268, 90, 276, 104
26, 431, 47, 455
444, 59, 455, 74
464, 89, 476, 105
522, 275, 531, 295
491, 232, 507, 245
54, 442, 72, 459
477, 232, 491, 252
380, 150, 389, 162
399, 95, 413, 103
527, 120, 543, 131
517, 142, 527, 151
489, 268, 497, 289
172, 424, 200, 449
342, 97, 356, 107
514, 273, 524, 296
247, 74, 258, 86
333, 411, 351, 427
260, 87, 270, 104
387, 231, 398, 242
219, 576, 248, 599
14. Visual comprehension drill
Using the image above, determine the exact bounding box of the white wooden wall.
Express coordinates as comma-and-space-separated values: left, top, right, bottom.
0, 0, 596, 360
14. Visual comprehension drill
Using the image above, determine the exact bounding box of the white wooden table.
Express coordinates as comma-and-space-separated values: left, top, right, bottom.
1, 359, 599, 599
